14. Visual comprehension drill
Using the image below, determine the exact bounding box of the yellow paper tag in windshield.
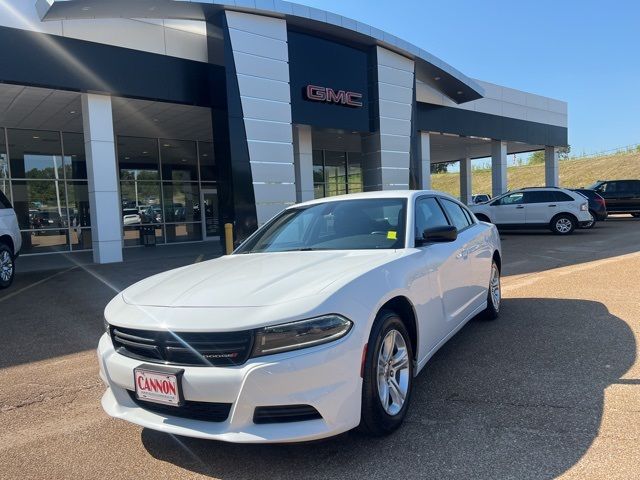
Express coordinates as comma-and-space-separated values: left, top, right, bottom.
387, 231, 397, 240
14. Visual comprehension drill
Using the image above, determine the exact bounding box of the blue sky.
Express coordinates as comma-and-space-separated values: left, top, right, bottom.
296, 0, 640, 156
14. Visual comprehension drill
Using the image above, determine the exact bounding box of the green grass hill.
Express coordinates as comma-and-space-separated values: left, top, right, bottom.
431, 150, 640, 197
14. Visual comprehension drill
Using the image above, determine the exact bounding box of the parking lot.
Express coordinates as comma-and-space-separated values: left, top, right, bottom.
1, 217, 639, 480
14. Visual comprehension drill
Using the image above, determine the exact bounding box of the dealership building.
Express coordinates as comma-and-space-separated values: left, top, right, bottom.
0, 0, 568, 263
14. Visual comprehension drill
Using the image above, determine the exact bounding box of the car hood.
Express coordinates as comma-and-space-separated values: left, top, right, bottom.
121, 250, 400, 308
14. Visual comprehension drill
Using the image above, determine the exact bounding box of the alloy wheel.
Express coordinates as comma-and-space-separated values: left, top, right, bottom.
377, 329, 410, 415
0, 250, 13, 283
490, 263, 501, 311
555, 217, 573, 233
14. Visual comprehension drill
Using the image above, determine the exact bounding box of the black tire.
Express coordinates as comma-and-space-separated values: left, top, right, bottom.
582, 210, 597, 229
0, 243, 15, 289
359, 310, 414, 436
481, 260, 501, 320
550, 214, 576, 235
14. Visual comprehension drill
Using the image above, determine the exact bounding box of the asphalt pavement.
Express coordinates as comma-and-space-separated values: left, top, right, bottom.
1, 216, 639, 479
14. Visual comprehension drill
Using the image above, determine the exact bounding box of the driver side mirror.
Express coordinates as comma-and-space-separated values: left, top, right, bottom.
416, 225, 458, 246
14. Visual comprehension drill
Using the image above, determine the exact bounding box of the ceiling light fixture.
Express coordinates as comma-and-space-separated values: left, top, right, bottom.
434, 76, 441, 81
457, 91, 463, 95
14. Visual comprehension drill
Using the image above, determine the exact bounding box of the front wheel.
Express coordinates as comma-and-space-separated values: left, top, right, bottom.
0, 244, 15, 289
359, 310, 414, 436
550, 214, 576, 235
481, 261, 501, 320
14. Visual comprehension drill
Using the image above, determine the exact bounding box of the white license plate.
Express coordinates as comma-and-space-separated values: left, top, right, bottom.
134, 366, 184, 407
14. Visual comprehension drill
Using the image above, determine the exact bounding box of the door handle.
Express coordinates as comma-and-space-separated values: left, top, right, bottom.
516, 205, 525, 209
548, 204, 557, 207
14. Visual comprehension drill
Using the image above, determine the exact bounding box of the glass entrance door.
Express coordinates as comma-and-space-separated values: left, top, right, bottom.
201, 188, 220, 239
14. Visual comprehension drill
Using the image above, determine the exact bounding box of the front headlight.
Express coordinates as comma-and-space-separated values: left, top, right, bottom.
251, 315, 353, 357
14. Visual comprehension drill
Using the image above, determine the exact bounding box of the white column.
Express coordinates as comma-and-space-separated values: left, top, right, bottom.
225, 11, 296, 225
491, 140, 508, 197
293, 125, 314, 202
362, 47, 414, 191
545, 146, 559, 187
419, 132, 431, 189
81, 93, 122, 264
460, 156, 472, 205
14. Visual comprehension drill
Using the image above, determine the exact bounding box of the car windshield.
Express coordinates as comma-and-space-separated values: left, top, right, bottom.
236, 198, 407, 254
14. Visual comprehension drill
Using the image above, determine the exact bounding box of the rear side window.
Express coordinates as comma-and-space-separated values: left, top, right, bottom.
524, 191, 557, 203
440, 198, 471, 231
0, 190, 11, 209
415, 197, 449, 237
553, 191, 575, 202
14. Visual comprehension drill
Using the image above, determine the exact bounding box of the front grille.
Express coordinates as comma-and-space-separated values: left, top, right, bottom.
127, 390, 231, 422
111, 326, 254, 367
253, 405, 322, 424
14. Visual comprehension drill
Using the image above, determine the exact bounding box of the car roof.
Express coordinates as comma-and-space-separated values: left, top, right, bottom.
292, 190, 461, 209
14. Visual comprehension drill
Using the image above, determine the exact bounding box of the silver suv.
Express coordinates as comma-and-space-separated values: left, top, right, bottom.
0, 190, 21, 288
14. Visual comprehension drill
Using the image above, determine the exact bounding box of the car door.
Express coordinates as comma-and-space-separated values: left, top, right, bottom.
523, 190, 558, 225
596, 181, 622, 212
489, 192, 526, 225
412, 196, 469, 353
631, 181, 640, 212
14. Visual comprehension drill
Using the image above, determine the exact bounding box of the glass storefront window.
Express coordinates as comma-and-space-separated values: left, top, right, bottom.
199, 142, 217, 181
8, 129, 63, 179
162, 182, 201, 223
165, 223, 202, 243
62, 133, 87, 179
11, 180, 65, 230
118, 137, 159, 180
123, 225, 164, 247
66, 181, 91, 227
70, 227, 92, 251
160, 139, 198, 182
120, 180, 162, 223
347, 152, 363, 193
313, 150, 362, 198
20, 230, 70, 254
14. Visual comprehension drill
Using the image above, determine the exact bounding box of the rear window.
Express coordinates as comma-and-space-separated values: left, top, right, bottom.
554, 191, 575, 202
0, 190, 11, 209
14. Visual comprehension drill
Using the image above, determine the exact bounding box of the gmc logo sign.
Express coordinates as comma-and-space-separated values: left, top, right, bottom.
304, 85, 363, 108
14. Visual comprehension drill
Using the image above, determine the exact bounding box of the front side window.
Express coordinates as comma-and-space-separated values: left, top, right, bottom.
415, 197, 449, 238
493, 192, 524, 205
237, 198, 407, 253
440, 198, 471, 231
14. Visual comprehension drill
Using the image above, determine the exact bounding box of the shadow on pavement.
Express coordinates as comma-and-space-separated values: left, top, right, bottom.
141, 297, 635, 480
0, 250, 218, 369
500, 216, 640, 276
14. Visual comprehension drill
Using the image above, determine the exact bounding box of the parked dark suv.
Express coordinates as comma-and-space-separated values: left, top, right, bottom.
572, 189, 607, 228
588, 180, 640, 217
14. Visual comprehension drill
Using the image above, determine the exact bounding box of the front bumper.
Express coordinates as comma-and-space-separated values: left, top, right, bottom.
97, 331, 363, 443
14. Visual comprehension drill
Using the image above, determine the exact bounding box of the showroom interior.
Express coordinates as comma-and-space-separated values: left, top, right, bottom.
0, 0, 568, 263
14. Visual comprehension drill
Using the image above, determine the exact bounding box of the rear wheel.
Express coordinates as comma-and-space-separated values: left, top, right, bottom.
582, 210, 596, 229
0, 244, 15, 289
359, 310, 414, 436
550, 214, 576, 235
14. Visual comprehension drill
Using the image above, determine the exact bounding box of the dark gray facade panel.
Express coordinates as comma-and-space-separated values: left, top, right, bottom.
288, 30, 371, 132
207, 15, 258, 241
416, 103, 568, 147
0, 26, 225, 108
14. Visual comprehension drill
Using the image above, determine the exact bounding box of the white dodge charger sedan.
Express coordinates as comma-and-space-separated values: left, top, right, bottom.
99, 190, 502, 443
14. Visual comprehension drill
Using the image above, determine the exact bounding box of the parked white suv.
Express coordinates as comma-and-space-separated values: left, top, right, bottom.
0, 190, 21, 288
469, 187, 592, 235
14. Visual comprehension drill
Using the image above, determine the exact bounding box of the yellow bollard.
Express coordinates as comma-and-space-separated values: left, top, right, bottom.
224, 223, 234, 255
